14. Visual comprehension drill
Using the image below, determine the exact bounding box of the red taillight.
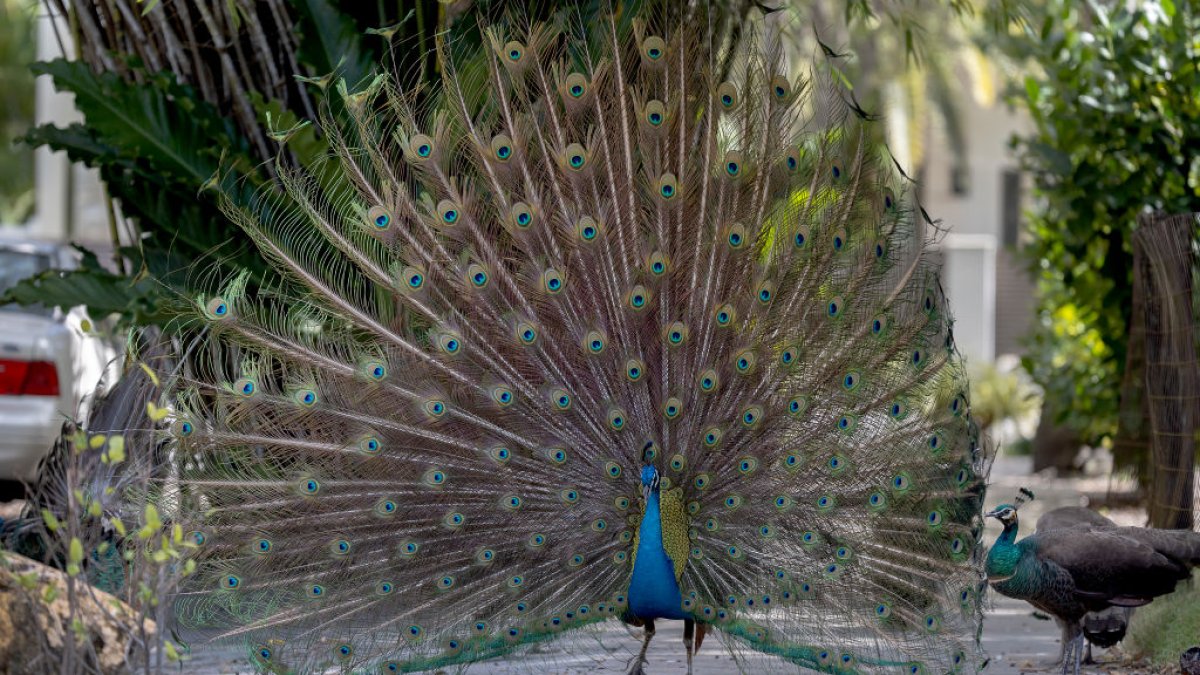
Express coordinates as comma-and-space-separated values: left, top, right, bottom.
0, 359, 59, 396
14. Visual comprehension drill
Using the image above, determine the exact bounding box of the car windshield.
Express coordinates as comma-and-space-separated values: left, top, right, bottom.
0, 248, 52, 315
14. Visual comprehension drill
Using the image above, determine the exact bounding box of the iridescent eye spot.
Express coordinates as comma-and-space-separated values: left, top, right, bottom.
257, 647, 272, 661
301, 478, 320, 495
726, 161, 739, 176
307, 583, 324, 597
400, 541, 419, 556
255, 538, 272, 553
694, 474, 710, 489
236, 379, 255, 396
605, 462, 622, 478
794, 231, 807, 248
832, 164, 842, 179
571, 84, 583, 97
703, 428, 722, 447
490, 446, 511, 463
546, 447, 567, 464
223, 575, 241, 589
332, 539, 351, 554
190, 531, 206, 546
757, 286, 772, 303
817, 495, 834, 510
438, 575, 455, 590
377, 499, 397, 515
650, 112, 662, 125
180, 421, 193, 436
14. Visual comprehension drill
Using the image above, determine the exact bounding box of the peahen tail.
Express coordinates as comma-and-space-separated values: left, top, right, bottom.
162, 6, 990, 674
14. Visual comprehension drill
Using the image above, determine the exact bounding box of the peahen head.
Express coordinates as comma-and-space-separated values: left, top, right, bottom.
984, 504, 1019, 527
986, 488, 1034, 529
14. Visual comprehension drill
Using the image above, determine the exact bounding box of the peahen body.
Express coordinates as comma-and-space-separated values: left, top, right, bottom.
157, 7, 989, 673
987, 496, 1200, 674
1035, 506, 1132, 663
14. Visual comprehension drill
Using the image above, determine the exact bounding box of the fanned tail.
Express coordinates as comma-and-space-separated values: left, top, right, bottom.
162, 7, 989, 674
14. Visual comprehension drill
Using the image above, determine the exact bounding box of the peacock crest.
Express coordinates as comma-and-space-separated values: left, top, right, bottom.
164, 7, 990, 674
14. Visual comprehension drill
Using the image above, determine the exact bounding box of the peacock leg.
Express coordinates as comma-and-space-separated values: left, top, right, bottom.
684, 619, 696, 675
1060, 623, 1083, 675
628, 618, 655, 675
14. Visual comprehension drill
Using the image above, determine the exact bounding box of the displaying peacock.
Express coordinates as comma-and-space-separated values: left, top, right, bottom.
156, 6, 990, 673
987, 491, 1200, 675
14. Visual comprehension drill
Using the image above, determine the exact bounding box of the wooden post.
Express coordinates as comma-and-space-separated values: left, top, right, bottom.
1133, 212, 1199, 530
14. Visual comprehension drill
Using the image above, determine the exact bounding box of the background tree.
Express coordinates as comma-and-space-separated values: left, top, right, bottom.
990, 0, 1200, 471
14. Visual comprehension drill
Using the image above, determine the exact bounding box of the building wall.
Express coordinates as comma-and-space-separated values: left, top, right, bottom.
922, 90, 1035, 363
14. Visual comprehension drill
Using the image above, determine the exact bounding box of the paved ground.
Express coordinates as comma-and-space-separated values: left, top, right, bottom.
2, 455, 1161, 673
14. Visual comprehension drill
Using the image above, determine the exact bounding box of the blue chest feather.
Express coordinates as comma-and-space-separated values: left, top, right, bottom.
628, 492, 686, 620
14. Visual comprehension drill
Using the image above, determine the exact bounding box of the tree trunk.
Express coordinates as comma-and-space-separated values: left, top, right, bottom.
1031, 400, 1081, 474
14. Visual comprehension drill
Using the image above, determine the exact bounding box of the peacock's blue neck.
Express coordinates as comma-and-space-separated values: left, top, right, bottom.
628, 489, 686, 620
985, 520, 1022, 580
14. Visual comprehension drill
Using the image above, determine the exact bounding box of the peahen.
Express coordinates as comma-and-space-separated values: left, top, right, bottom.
153, 7, 990, 674
987, 491, 1200, 674
1035, 506, 1132, 664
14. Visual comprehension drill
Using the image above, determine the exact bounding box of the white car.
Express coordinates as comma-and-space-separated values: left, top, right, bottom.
0, 240, 119, 481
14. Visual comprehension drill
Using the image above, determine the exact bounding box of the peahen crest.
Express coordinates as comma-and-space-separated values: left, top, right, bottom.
164, 6, 990, 674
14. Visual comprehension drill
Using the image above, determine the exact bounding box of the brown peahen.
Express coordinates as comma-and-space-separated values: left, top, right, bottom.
1035, 506, 1133, 664
147, 6, 991, 674
988, 491, 1200, 674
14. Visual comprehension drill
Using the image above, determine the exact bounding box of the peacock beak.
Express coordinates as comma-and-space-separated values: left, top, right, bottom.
984, 508, 1001, 519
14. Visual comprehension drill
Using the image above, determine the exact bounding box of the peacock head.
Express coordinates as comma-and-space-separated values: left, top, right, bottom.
640, 464, 660, 501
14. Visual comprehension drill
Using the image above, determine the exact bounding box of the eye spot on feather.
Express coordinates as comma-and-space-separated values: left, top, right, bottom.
443, 511, 465, 529
741, 405, 763, 428
376, 499, 397, 516
367, 206, 392, 231
409, 134, 434, 160
515, 321, 537, 345
233, 377, 256, 397
503, 41, 524, 63
756, 281, 774, 304
177, 420, 194, 437
794, 227, 809, 249
424, 399, 446, 418
545, 447, 567, 464
770, 75, 791, 101
542, 268, 565, 294
827, 295, 844, 318
491, 385, 514, 407
714, 303, 735, 326
670, 454, 686, 472
698, 369, 719, 393
305, 583, 323, 598
645, 100, 666, 126
716, 82, 739, 109
627, 285, 650, 310
299, 478, 320, 495
702, 427, 722, 448
641, 36, 666, 61
564, 73, 588, 99
510, 202, 534, 229
624, 358, 645, 382
664, 321, 687, 346
883, 187, 897, 211
331, 538, 351, 555
588, 459, 619, 481
663, 397, 682, 420
490, 134, 514, 161
577, 215, 601, 242
657, 173, 678, 200
489, 446, 511, 463
832, 228, 847, 252
549, 388, 572, 411
564, 143, 588, 170
398, 540, 419, 556
608, 408, 627, 431
724, 151, 743, 178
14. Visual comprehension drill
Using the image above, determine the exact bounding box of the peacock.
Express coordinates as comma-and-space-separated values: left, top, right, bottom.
153, 6, 990, 674
987, 491, 1200, 675
1035, 506, 1132, 664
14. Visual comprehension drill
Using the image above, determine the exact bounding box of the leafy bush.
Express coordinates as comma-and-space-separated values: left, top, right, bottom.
995, 0, 1200, 445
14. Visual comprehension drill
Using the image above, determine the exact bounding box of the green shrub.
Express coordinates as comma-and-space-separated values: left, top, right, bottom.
1127, 571, 1200, 666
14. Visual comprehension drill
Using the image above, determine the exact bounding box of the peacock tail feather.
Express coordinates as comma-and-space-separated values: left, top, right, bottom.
163, 6, 990, 673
